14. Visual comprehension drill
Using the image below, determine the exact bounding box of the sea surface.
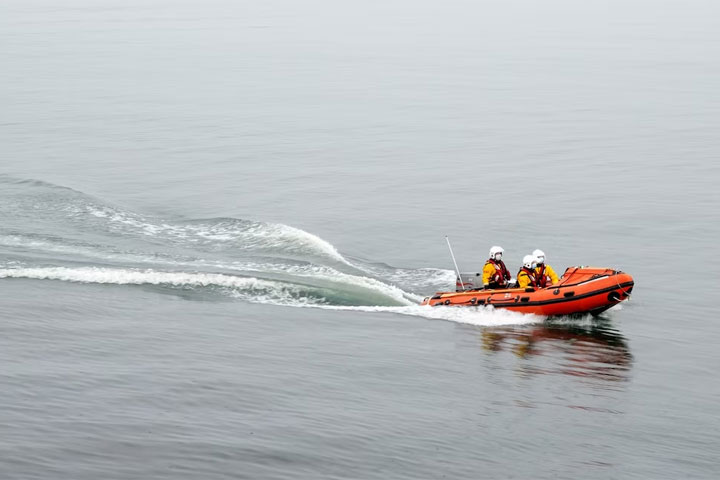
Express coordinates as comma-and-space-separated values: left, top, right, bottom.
1, 0, 719, 478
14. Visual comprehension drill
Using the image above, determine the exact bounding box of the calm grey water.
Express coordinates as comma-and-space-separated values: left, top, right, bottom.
1, 0, 719, 478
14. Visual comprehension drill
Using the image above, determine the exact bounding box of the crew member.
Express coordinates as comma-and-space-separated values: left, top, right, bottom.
483, 246, 511, 289
533, 249, 559, 287
517, 255, 538, 289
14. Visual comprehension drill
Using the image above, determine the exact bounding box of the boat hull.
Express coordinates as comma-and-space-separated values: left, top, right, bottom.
421, 267, 634, 317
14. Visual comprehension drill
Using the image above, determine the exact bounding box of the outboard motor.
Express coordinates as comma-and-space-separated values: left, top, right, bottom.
456, 272, 483, 292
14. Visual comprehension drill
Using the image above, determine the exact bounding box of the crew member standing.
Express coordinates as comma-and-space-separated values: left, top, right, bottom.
532, 249, 559, 287
483, 246, 511, 289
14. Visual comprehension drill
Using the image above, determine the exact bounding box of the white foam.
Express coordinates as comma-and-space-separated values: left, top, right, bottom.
312, 304, 543, 326
0, 235, 90, 256
0, 266, 274, 289
285, 267, 422, 305
0, 266, 336, 307
193, 261, 421, 305
0, 266, 414, 306
82, 204, 172, 236
224, 222, 351, 266
0, 234, 198, 266
80, 205, 352, 265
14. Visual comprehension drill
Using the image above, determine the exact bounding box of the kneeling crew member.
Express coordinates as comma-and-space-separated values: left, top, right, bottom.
483, 246, 511, 289
517, 255, 538, 289
532, 249, 559, 287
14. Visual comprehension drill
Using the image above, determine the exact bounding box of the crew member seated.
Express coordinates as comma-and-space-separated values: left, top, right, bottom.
483, 246, 511, 289
517, 255, 538, 289
532, 249, 559, 287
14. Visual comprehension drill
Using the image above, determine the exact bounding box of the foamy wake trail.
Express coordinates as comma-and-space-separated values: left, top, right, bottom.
312, 305, 543, 326
0, 266, 279, 289
0, 266, 541, 325
0, 266, 415, 307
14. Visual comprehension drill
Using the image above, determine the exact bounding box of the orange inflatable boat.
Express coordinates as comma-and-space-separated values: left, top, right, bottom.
421, 267, 634, 317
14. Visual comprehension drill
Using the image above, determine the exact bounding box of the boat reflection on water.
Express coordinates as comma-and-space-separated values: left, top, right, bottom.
481, 320, 632, 381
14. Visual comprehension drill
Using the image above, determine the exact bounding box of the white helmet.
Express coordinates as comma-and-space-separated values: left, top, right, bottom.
532, 249, 546, 265
523, 254, 536, 269
489, 246, 504, 260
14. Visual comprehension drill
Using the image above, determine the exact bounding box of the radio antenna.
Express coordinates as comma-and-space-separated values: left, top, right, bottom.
445, 236, 465, 292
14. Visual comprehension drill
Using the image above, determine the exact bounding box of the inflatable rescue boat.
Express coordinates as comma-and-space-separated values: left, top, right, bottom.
421, 267, 634, 317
